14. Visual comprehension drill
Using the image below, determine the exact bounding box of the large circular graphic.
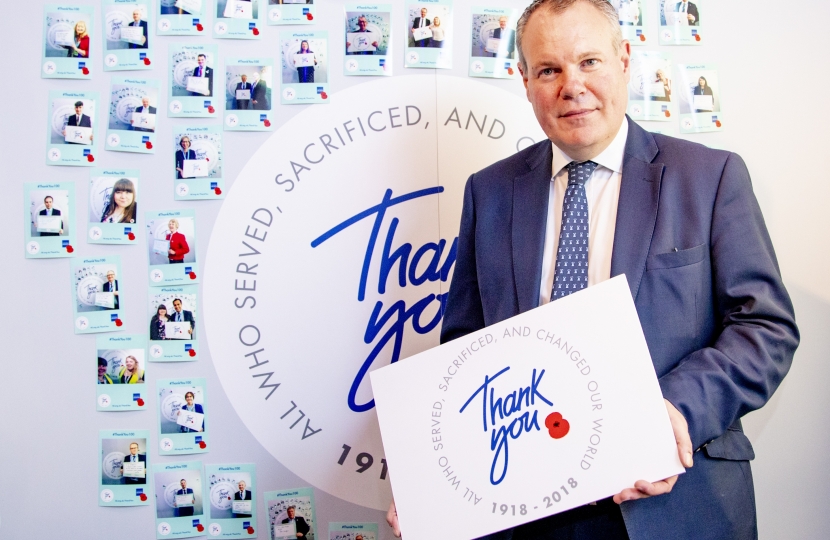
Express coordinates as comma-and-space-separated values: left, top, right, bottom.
204, 75, 545, 510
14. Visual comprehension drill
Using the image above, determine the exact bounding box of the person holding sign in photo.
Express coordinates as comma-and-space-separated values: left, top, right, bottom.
675, 0, 698, 25
651, 69, 672, 102
100, 178, 137, 224
412, 7, 431, 47
98, 357, 114, 384
175, 479, 196, 516
490, 16, 515, 58
295, 40, 317, 83
175, 136, 197, 179
693, 76, 714, 112
170, 298, 194, 336
131, 97, 156, 132
234, 74, 253, 110
66, 21, 90, 58
117, 355, 144, 384
177, 391, 204, 432
282, 506, 310, 538
120, 442, 147, 484
127, 9, 148, 49
62, 101, 93, 143
103, 270, 120, 309
233, 480, 253, 518
150, 304, 169, 340
346, 16, 378, 56
38, 195, 63, 236
166, 219, 190, 263
190, 54, 214, 96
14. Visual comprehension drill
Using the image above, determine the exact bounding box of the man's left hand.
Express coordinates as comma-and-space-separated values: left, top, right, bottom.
613, 399, 693, 504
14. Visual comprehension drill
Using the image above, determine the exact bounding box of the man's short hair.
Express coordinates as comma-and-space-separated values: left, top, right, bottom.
516, 0, 622, 71
197, 53, 206, 59
287, 505, 296, 510
44, 195, 53, 203
130, 442, 139, 448
173, 298, 182, 305
74, 100, 84, 107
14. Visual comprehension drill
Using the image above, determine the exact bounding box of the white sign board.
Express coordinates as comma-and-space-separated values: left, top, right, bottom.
165, 321, 191, 339
175, 493, 194, 507
272, 522, 297, 539
122, 460, 145, 478
223, 0, 252, 19
371, 277, 684, 539
65, 126, 92, 145
176, 409, 204, 431
665, 11, 690, 26
232, 500, 252, 513
174, 0, 203, 14
36, 215, 62, 233
347, 33, 377, 53
94, 291, 115, 309
54, 30, 75, 47
186, 76, 210, 95
235, 89, 251, 100
412, 26, 433, 42
119, 25, 145, 45
182, 159, 209, 178
131, 112, 156, 130
693, 95, 714, 111
293, 54, 315, 67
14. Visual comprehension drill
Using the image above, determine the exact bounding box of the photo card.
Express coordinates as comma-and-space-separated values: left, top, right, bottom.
329, 523, 378, 540
405, 0, 453, 69
173, 126, 225, 199
157, 378, 209, 455
24, 181, 76, 259
42, 4, 95, 79
280, 31, 329, 105
106, 76, 160, 153
97, 334, 148, 411
102, 0, 154, 71
343, 5, 392, 76
267, 0, 315, 26
158, 0, 209, 35
148, 284, 199, 361
215, 0, 263, 39
46, 90, 99, 166
677, 63, 723, 133
224, 58, 275, 131
146, 209, 199, 286
154, 460, 206, 538
468, 6, 519, 79
205, 463, 258, 537
99, 429, 151, 506
627, 51, 674, 122
168, 43, 220, 118
71, 255, 125, 334
659, 0, 703, 45
88, 169, 140, 244
612, 0, 648, 45
265, 488, 317, 540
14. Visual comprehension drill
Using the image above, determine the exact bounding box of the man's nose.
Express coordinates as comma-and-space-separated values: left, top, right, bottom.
559, 67, 588, 100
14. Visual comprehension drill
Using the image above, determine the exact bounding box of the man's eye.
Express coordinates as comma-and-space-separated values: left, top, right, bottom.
541, 68, 554, 76
584, 59, 598, 66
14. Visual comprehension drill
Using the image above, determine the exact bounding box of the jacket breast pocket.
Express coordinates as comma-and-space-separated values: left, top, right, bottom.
646, 243, 707, 270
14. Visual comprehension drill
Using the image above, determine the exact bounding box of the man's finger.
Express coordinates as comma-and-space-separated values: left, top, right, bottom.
386, 501, 401, 538
665, 400, 693, 468
613, 475, 678, 504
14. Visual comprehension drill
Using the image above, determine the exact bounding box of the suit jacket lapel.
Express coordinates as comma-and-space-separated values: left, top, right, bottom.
610, 118, 663, 300
513, 141, 553, 314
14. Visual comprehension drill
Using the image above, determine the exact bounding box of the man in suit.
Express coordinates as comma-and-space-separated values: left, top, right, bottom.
120, 442, 146, 485
38, 196, 63, 237
103, 270, 119, 309
127, 9, 148, 49
387, 1, 798, 539
63, 101, 93, 143
282, 506, 310, 538
411, 8, 431, 48
490, 15, 516, 58
675, 0, 699, 25
131, 96, 156, 132
234, 74, 253, 110
233, 480, 253, 518
251, 72, 269, 110
171, 298, 194, 338
175, 479, 195, 516
190, 54, 213, 97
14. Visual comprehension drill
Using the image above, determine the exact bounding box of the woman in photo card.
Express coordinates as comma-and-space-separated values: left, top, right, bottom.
175, 136, 197, 180
100, 178, 137, 224
296, 40, 317, 84
166, 219, 190, 264
150, 304, 169, 340
118, 355, 144, 384
693, 76, 714, 112
98, 357, 114, 384
177, 391, 204, 432
67, 20, 90, 58
429, 17, 445, 48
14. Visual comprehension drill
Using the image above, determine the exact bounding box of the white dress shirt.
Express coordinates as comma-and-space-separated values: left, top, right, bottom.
538, 118, 629, 305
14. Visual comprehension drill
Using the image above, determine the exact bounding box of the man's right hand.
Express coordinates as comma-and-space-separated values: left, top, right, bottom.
387, 500, 401, 537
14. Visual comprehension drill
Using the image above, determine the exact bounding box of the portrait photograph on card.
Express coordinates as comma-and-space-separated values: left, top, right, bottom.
611, 0, 647, 44
280, 32, 329, 104
46, 90, 99, 166
24, 182, 76, 259
266, 488, 317, 540
343, 6, 392, 76
215, 0, 262, 39
106, 77, 159, 154
42, 4, 94, 79
173, 127, 224, 199
153, 461, 205, 539
71, 256, 124, 334
146, 210, 199, 286
148, 285, 199, 361
677, 64, 723, 133
329, 523, 377, 540
405, 1, 453, 69
158, 0, 208, 35
97, 335, 148, 411
267, 0, 315, 26
468, 7, 519, 79
169, 43, 219, 118
88, 169, 139, 245
205, 464, 257, 537
628, 51, 673, 121
99, 430, 151, 506
660, 0, 702, 45
157, 378, 209, 455
102, 0, 153, 71
224, 58, 274, 131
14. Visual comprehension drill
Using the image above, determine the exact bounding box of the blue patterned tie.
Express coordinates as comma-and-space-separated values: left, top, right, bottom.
551, 161, 597, 300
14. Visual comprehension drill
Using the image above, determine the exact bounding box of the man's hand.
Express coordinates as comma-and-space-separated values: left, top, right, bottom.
386, 500, 401, 537
687, 13, 696, 23
613, 399, 693, 504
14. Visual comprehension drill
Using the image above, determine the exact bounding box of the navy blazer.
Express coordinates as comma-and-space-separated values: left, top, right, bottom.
441, 119, 798, 539
66, 114, 92, 128
127, 20, 148, 49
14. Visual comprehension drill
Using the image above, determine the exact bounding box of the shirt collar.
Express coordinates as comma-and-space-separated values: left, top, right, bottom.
551, 117, 628, 178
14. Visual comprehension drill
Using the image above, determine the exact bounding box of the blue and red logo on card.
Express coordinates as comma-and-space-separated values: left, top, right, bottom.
132, 393, 141, 401
124, 227, 132, 235
243, 522, 251, 528
316, 87, 324, 94
194, 435, 203, 443
504, 62, 512, 69
661, 105, 669, 111
204, 101, 211, 108
185, 266, 193, 274
110, 313, 120, 322
83, 149, 91, 156
139, 53, 147, 60
303, 7, 310, 14
62, 239, 70, 247
210, 182, 218, 189
78, 62, 86, 69
185, 343, 193, 351
141, 136, 150, 143
260, 114, 268, 121
712, 115, 719, 122
192, 19, 200, 26
192, 519, 201, 527
248, 22, 256, 29
636, 29, 643, 36
691, 29, 698, 36
136, 488, 144, 495
379, 59, 386, 67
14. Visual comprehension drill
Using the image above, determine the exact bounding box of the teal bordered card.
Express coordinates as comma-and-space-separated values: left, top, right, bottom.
46, 90, 100, 166
148, 284, 200, 361
329, 522, 379, 540
99, 429, 152, 506
102, 0, 154, 71
168, 43, 220, 118
173, 126, 225, 199
146, 209, 200, 286
214, 0, 263, 39
158, 0, 211, 36
405, 0, 454, 69
97, 334, 148, 411
205, 463, 258, 537
468, 6, 519, 80
106, 76, 160, 154
627, 51, 674, 122
88, 169, 141, 244
265, 488, 317, 540
71, 255, 125, 334
224, 57, 275, 131
677, 63, 724, 134
659, 0, 703, 45
343, 5, 393, 77
153, 460, 207, 538
24, 181, 76, 258
42, 4, 94, 79
280, 31, 330, 105
267, 0, 315, 26
157, 378, 209, 455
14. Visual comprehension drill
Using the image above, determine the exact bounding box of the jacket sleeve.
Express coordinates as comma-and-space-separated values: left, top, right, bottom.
440, 175, 486, 344
175, 233, 190, 257
658, 153, 799, 448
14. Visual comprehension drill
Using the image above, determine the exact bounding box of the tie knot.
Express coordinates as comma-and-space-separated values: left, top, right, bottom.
566, 161, 598, 186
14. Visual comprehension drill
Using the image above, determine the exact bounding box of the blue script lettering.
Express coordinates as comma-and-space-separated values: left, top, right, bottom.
311, 188, 458, 413
459, 367, 553, 485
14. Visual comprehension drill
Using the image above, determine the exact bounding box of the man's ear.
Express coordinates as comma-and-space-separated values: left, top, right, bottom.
620, 40, 632, 81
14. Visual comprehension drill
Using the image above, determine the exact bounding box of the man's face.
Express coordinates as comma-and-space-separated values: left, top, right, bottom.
185, 394, 194, 405
358, 18, 367, 29
238, 481, 245, 491
520, 3, 630, 160
133, 10, 141, 22
180, 480, 187, 489
130, 444, 139, 455
74, 105, 83, 116
44, 197, 53, 209
420, 8, 427, 18
197, 56, 205, 67
142, 97, 150, 107
241, 75, 247, 83
287, 508, 295, 519
173, 300, 183, 313
499, 17, 507, 29
107, 272, 115, 282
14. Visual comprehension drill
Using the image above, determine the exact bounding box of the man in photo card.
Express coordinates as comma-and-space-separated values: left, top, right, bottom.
175, 479, 196, 516
121, 441, 147, 484
38, 195, 63, 236
63, 101, 93, 143
251, 72, 269, 110
283, 506, 311, 538
131, 96, 156, 132
233, 480, 253, 518
412, 7, 431, 47
189, 54, 214, 96
489, 16, 515, 58
103, 269, 119, 309
234, 74, 253, 109
347, 16, 378, 55
126, 8, 149, 49
170, 298, 194, 337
